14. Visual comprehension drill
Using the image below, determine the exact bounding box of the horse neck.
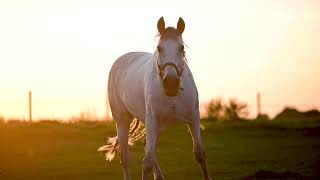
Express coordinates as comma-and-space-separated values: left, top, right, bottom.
151, 50, 160, 74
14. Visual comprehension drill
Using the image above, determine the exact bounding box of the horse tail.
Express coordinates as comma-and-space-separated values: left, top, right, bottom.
98, 118, 146, 161
98, 136, 118, 161
128, 118, 146, 146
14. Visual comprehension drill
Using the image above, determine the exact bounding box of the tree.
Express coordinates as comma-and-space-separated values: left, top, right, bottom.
206, 98, 224, 121
205, 98, 249, 121
225, 98, 249, 121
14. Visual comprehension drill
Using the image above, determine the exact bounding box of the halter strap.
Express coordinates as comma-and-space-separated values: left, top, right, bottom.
157, 62, 184, 77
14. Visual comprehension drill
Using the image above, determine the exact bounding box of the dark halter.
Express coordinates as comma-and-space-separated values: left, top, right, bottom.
157, 62, 184, 78
157, 60, 185, 91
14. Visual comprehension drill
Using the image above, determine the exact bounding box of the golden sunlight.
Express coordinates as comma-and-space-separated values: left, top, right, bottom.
0, 0, 319, 120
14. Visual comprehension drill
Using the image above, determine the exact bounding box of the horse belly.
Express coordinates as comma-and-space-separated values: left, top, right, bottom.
121, 78, 146, 121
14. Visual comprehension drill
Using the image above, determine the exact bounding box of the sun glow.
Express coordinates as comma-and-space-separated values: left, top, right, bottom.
0, 0, 320, 120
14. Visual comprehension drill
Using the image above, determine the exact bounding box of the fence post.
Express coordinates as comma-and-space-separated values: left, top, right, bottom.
257, 92, 261, 117
29, 91, 32, 123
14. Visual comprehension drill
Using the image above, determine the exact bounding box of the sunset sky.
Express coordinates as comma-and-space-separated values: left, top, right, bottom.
0, 0, 319, 120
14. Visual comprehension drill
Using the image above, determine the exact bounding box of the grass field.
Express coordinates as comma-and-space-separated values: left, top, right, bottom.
0, 120, 319, 179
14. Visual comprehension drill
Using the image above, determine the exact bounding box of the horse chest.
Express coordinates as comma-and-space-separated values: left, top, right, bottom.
154, 99, 191, 123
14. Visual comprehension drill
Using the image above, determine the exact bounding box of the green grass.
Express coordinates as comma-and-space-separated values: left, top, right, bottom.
0, 120, 319, 179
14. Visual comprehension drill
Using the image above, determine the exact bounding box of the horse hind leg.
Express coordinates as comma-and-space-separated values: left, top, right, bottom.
115, 113, 133, 180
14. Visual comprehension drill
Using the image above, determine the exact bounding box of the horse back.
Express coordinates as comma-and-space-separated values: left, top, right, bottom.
108, 52, 153, 121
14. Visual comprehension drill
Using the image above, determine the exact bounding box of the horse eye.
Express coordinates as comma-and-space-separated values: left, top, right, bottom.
157, 46, 162, 52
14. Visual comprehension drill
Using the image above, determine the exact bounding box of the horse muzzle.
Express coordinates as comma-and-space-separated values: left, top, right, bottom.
158, 61, 183, 97
163, 73, 180, 97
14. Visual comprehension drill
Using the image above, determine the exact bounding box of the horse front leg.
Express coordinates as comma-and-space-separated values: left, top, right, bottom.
153, 136, 164, 180
153, 158, 164, 180
188, 114, 211, 180
142, 113, 159, 180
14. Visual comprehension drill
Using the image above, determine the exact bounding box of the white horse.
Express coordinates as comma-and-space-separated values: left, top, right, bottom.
98, 17, 211, 180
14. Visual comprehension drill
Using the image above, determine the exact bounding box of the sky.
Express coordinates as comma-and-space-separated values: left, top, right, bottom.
0, 0, 319, 120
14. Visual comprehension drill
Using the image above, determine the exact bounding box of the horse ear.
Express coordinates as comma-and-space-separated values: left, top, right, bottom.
177, 17, 185, 34
157, 17, 165, 34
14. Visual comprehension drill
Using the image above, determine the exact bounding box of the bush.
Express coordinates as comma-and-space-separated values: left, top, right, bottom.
205, 98, 249, 121
255, 113, 271, 121
274, 107, 320, 122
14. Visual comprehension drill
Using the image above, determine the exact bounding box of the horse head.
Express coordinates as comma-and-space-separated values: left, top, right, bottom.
156, 17, 186, 97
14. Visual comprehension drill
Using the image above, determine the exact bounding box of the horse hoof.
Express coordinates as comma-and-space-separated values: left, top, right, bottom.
154, 175, 164, 180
